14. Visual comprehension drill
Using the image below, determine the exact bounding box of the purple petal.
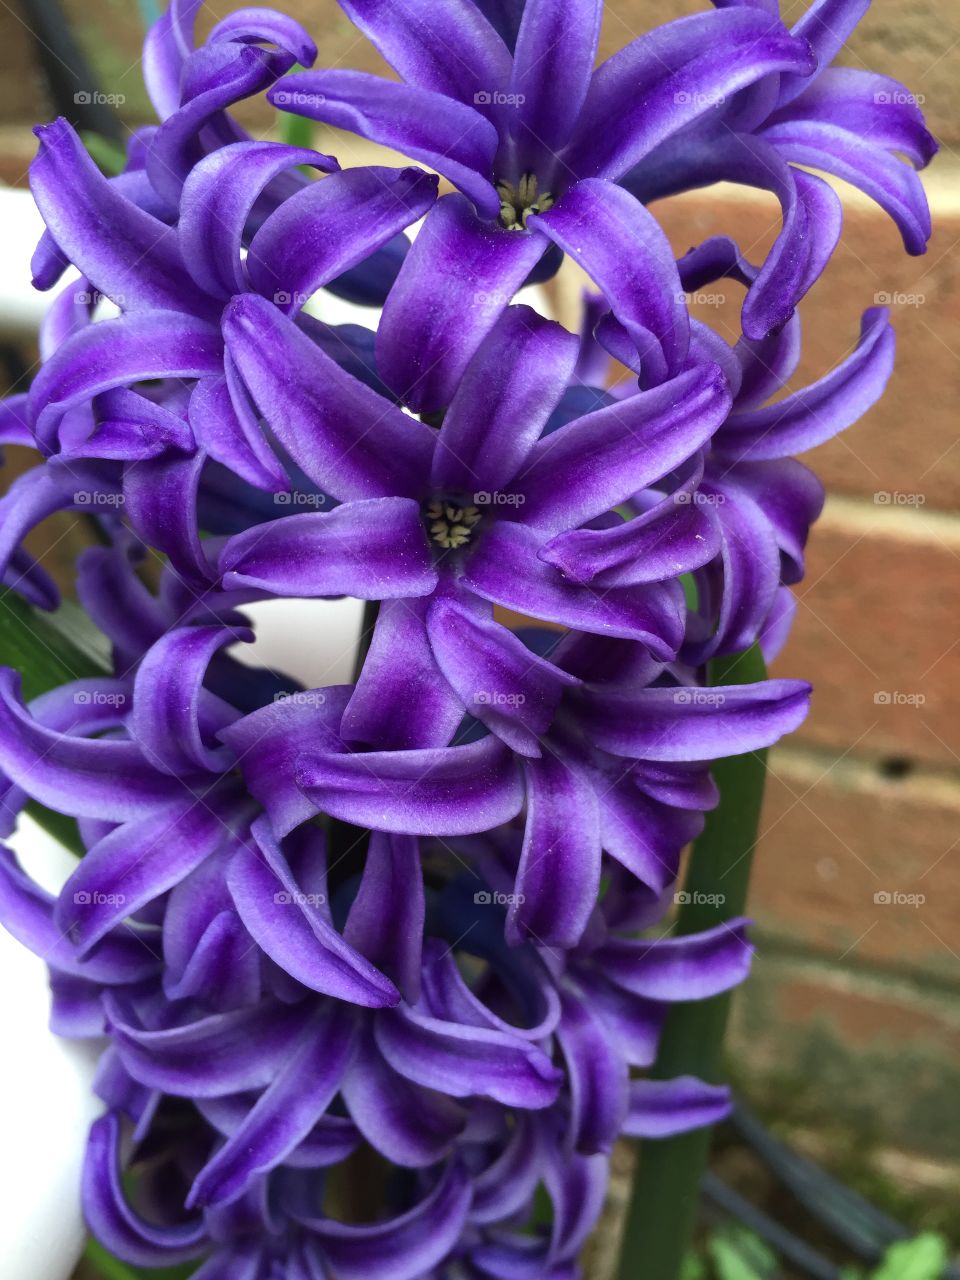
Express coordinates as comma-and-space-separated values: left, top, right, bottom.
342, 1027, 466, 1167
732, 302, 901, 463
333, 0, 511, 105
227, 819, 400, 1008
247, 164, 438, 308
689, 479, 782, 662
30, 119, 211, 316
0, 394, 32, 447
148, 44, 296, 206
565, 8, 815, 180
426, 598, 578, 756
762, 118, 932, 254
83, 1114, 207, 1267
65, 388, 195, 462
217, 687, 352, 837
27, 313, 222, 452
124, 451, 216, 584
105, 995, 311, 1096
342, 598, 463, 750
470, 1115, 543, 1224
206, 8, 317, 63
533, 180, 688, 384
56, 800, 228, 953
513, 364, 731, 533
219, 498, 437, 598
179, 140, 338, 298
540, 491, 721, 587
509, 0, 601, 154
771, 67, 936, 167
223, 293, 435, 500
142, 0, 204, 118
623, 1076, 732, 1138
508, 754, 600, 948
431, 305, 578, 495
0, 845, 160, 984
270, 73, 496, 216
188, 1008, 356, 1207
305, 1161, 472, 1280
557, 987, 628, 1153
778, 0, 873, 105
189, 371, 288, 493
344, 832, 424, 1002
464, 522, 685, 652
375, 1006, 561, 1108
0, 461, 115, 586
0, 669, 186, 820
577, 678, 811, 761
376, 194, 547, 413
131, 625, 244, 776
164, 907, 261, 1011
297, 736, 524, 836
599, 918, 754, 1000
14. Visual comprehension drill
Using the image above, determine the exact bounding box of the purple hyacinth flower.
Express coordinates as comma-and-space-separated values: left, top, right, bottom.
270, 0, 932, 402
24, 116, 437, 460
222, 619, 809, 948
207, 295, 733, 747
623, 0, 937, 337
573, 234, 897, 661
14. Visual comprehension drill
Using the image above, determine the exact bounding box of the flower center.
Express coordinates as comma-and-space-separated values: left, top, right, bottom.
496, 173, 555, 231
425, 500, 482, 550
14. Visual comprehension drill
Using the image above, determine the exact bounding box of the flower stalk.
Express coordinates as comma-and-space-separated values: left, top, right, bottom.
617, 644, 770, 1280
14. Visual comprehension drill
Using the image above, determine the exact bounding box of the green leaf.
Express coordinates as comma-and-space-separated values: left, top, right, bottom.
707, 1226, 778, 1280
681, 1250, 708, 1280
277, 63, 316, 152
0, 590, 109, 700
616, 645, 770, 1280
79, 131, 127, 176
871, 1234, 949, 1280
0, 591, 110, 853
84, 1237, 197, 1279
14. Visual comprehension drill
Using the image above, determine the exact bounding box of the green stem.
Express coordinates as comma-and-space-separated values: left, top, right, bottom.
616, 644, 769, 1280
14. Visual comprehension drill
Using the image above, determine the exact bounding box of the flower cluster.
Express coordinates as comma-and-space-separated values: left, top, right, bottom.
0, 0, 934, 1275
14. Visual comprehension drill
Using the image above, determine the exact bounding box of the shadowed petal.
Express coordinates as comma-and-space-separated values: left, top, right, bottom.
219, 499, 437, 598
578, 678, 811, 761
297, 736, 524, 835
224, 294, 435, 500
179, 140, 338, 298
377, 194, 547, 414
623, 1076, 732, 1138
248, 164, 439, 306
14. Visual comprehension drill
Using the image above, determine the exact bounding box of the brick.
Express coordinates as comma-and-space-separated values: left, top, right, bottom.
753, 746, 960, 978
730, 951, 960, 1158
602, 0, 960, 150
770, 496, 960, 767
0, 13, 47, 129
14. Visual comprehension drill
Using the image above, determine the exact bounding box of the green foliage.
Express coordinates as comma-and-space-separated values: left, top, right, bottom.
706, 1224, 778, 1280
79, 132, 126, 176
692, 1226, 952, 1280
84, 1238, 196, 1279
872, 1233, 950, 1280
0, 591, 110, 853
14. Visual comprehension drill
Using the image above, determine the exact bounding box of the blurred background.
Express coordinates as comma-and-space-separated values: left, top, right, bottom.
0, 0, 958, 1272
